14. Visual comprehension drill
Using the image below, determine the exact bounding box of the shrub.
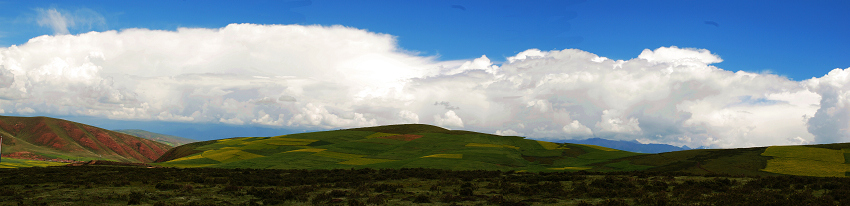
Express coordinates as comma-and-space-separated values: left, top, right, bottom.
127, 191, 144, 205
413, 194, 431, 203
155, 182, 181, 190
311, 192, 333, 205
367, 194, 387, 205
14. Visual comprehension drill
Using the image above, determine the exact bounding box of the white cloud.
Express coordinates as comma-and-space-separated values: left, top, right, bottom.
434, 110, 464, 128
496, 129, 524, 136
0, 22, 846, 148
398, 110, 419, 123
805, 68, 850, 144
562, 120, 593, 136
638, 46, 722, 65
251, 111, 286, 126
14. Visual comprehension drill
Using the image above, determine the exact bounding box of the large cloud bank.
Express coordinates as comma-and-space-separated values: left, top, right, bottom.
0, 23, 847, 148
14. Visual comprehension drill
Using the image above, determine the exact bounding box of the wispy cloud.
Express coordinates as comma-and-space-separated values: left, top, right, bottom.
35, 8, 106, 35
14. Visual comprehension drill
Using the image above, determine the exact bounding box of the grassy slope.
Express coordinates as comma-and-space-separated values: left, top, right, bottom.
155, 124, 850, 177
156, 124, 642, 172
593, 143, 850, 177
0, 157, 66, 168
114, 129, 197, 146
0, 116, 172, 163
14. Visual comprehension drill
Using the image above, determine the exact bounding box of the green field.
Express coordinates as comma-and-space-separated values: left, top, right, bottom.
0, 158, 66, 168
761, 146, 850, 177
155, 124, 643, 172
148, 124, 850, 176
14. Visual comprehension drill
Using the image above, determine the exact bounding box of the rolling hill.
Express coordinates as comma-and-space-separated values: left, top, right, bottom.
114, 129, 197, 146
0, 116, 172, 163
155, 123, 850, 177
155, 124, 642, 171
600, 142, 850, 177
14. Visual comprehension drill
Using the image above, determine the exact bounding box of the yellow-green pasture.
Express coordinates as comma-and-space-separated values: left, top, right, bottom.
465, 143, 520, 150
312, 151, 365, 160
537, 141, 570, 150
578, 144, 619, 152
422, 154, 463, 159
0, 158, 66, 168
338, 158, 396, 165
285, 148, 327, 153
548, 166, 591, 171
761, 146, 850, 177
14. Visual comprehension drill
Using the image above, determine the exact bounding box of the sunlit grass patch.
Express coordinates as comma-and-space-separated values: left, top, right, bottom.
312, 151, 365, 160
761, 146, 850, 177
762, 146, 844, 163
284, 148, 326, 153
537, 141, 569, 150
548, 166, 591, 170
216, 137, 254, 145
762, 157, 850, 177
0, 158, 66, 168
238, 143, 279, 150
167, 154, 205, 162
364, 132, 399, 139
202, 149, 264, 163
466, 143, 520, 150
422, 154, 463, 159
338, 158, 396, 165
577, 144, 618, 152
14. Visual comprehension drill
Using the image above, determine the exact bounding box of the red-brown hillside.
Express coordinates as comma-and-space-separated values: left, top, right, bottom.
0, 115, 172, 163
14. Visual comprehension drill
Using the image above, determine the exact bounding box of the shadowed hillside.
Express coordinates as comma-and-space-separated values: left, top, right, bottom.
0, 116, 172, 163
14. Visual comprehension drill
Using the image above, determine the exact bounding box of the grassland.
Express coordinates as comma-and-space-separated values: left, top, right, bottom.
155, 124, 645, 172
150, 124, 850, 177
760, 146, 850, 177
0, 158, 66, 168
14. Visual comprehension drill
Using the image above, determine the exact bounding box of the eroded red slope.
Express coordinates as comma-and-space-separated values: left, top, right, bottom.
0, 116, 171, 163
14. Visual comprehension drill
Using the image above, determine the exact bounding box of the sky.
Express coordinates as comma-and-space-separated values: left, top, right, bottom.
0, 0, 848, 148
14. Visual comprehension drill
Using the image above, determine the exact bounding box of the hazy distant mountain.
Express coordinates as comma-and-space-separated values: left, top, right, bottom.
555, 138, 700, 153
114, 129, 197, 147
0, 115, 171, 163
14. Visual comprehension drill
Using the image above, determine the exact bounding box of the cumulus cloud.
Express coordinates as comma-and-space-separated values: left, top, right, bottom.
562, 120, 593, 136
805, 68, 850, 144
434, 110, 464, 128
0, 23, 847, 148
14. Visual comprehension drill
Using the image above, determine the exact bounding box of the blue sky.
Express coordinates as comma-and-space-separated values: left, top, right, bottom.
2, 0, 847, 80
0, 0, 848, 148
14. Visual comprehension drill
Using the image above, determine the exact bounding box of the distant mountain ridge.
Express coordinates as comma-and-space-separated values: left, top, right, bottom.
114, 129, 196, 147
0, 116, 172, 163
555, 138, 704, 154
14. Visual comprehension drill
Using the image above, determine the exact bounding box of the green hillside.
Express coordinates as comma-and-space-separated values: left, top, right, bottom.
155, 124, 641, 172
154, 123, 850, 177
590, 142, 850, 177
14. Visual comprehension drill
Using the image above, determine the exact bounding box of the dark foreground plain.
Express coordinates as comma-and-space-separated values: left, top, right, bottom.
1, 166, 848, 206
